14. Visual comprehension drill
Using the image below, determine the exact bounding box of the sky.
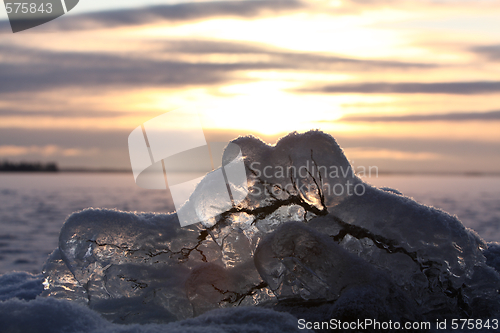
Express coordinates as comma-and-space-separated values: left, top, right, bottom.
0, 0, 499, 173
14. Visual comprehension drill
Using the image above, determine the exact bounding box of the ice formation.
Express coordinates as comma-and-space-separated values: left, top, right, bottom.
42, 130, 500, 327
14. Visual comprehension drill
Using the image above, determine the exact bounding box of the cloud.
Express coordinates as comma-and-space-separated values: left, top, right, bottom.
0, 0, 306, 32
0, 127, 499, 171
471, 44, 500, 60
0, 108, 162, 119
340, 110, 500, 122
334, 136, 500, 173
0, 128, 134, 169
0, 145, 99, 157
343, 148, 441, 160
296, 81, 500, 95
0, 128, 128, 149
336, 137, 500, 158
157, 39, 434, 69
0, 41, 434, 95
0, 46, 240, 94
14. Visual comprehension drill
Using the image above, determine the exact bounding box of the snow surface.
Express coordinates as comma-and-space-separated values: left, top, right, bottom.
0, 173, 176, 274
0, 273, 306, 333
1, 130, 500, 332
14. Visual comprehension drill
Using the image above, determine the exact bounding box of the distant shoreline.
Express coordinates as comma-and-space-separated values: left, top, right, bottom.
368, 171, 500, 177
0, 168, 130, 173
61, 168, 130, 173
0, 161, 58, 172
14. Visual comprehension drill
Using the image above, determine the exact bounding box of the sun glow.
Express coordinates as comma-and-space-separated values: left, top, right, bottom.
191, 81, 342, 135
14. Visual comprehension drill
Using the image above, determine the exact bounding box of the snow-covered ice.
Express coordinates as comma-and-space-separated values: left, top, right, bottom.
1, 130, 500, 332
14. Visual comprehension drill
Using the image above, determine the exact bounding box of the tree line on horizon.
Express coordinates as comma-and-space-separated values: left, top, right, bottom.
0, 160, 59, 172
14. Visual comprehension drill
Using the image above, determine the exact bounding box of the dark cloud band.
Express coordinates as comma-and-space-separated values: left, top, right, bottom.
296, 81, 500, 95
471, 44, 500, 61
0, 109, 163, 119
340, 110, 500, 122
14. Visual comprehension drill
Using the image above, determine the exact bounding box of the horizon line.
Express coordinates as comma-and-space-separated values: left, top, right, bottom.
1, 168, 500, 177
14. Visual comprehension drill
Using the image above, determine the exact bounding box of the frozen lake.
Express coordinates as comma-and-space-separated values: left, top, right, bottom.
0, 173, 499, 275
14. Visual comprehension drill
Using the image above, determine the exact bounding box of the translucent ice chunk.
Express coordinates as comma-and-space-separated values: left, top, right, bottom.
41, 249, 87, 305
47, 208, 271, 323
52, 209, 214, 322
44, 130, 500, 324
254, 222, 419, 320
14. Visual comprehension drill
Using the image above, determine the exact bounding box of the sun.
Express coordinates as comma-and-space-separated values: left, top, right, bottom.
196, 82, 343, 136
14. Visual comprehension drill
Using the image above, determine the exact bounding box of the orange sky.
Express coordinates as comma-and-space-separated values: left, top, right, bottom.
1, 0, 499, 172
